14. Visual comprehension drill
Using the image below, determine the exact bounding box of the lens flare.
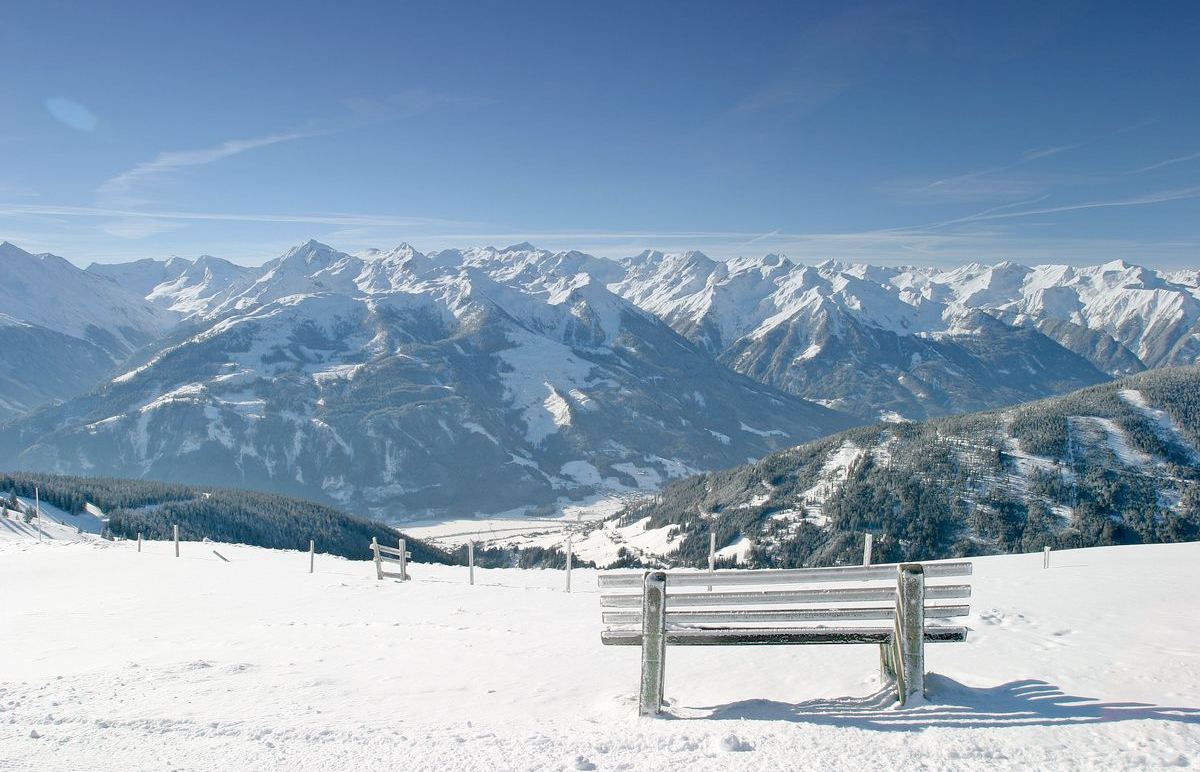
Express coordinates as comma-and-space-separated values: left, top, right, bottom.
46, 97, 97, 131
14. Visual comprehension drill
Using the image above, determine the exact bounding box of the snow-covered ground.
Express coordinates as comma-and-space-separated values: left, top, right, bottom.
0, 496, 104, 542
2, 531, 1198, 771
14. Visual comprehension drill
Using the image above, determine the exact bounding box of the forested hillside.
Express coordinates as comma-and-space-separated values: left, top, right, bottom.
614, 366, 1200, 568
0, 472, 452, 563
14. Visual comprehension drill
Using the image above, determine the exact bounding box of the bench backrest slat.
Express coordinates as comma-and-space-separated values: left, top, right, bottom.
601, 603, 970, 627
600, 582, 971, 609
597, 561, 972, 590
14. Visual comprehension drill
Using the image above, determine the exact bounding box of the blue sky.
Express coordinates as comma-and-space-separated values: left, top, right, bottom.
2, 0, 1198, 268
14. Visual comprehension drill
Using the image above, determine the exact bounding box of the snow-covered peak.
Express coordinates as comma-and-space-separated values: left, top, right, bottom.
612, 250, 720, 311
725, 253, 794, 279
544, 273, 639, 346
87, 257, 178, 297
214, 241, 361, 314
947, 260, 1034, 309
0, 242, 176, 350
145, 255, 259, 317
280, 239, 343, 268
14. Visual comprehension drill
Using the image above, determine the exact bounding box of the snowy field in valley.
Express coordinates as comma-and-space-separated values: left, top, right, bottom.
2, 527, 1199, 771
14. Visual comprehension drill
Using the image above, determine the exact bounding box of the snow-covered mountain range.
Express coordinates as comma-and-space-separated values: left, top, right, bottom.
0, 241, 851, 519
84, 242, 1200, 422
1, 238, 1198, 520
612, 251, 1199, 420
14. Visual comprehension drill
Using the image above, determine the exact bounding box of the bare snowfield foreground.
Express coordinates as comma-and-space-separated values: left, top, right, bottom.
2, 534, 1199, 771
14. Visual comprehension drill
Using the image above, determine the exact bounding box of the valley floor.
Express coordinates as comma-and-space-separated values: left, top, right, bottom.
2, 537, 1198, 771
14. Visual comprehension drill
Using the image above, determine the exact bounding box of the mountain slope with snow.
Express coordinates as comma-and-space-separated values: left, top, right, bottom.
611, 366, 1200, 569
88, 254, 259, 317
2, 534, 1197, 771
0, 242, 178, 419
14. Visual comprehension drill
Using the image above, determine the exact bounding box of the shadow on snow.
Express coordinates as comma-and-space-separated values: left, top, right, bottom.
683, 675, 1200, 729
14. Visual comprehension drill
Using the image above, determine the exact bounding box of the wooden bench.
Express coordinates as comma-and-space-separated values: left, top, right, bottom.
370, 537, 411, 581
598, 561, 972, 715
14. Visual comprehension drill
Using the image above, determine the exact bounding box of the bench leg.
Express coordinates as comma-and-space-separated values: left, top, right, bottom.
896, 563, 926, 705
639, 571, 668, 716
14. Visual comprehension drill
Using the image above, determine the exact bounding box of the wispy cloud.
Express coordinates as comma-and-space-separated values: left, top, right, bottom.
919, 165, 1010, 192
741, 229, 781, 247
1128, 150, 1200, 175
932, 186, 1200, 227
1021, 143, 1083, 162
905, 142, 1089, 203
94, 89, 488, 211
100, 217, 184, 239
0, 202, 474, 231
732, 79, 850, 118
6, 204, 1199, 270
97, 130, 327, 207
0, 184, 39, 198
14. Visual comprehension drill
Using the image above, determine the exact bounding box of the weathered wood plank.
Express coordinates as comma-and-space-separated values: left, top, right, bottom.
601, 583, 969, 608
602, 604, 970, 626
603, 586, 893, 608
597, 561, 973, 589
601, 626, 968, 646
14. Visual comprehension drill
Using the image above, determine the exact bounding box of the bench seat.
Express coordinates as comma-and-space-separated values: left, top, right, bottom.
602, 625, 969, 646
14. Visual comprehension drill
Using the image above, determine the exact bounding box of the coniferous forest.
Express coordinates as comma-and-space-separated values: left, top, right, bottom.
0, 471, 453, 564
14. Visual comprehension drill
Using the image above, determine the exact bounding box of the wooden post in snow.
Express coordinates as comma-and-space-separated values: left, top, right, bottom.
565, 534, 572, 593
35, 486, 42, 542
468, 542, 475, 586
137, 532, 142, 553
863, 533, 874, 566
173, 524, 180, 558
309, 540, 315, 573
212, 550, 229, 562
371, 537, 383, 580
895, 563, 925, 705
707, 532, 716, 591
398, 538, 408, 581
639, 571, 668, 716
1043, 545, 1051, 569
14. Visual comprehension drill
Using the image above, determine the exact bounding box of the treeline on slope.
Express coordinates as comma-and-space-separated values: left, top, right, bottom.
617, 367, 1200, 569
0, 471, 453, 564
448, 543, 597, 570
